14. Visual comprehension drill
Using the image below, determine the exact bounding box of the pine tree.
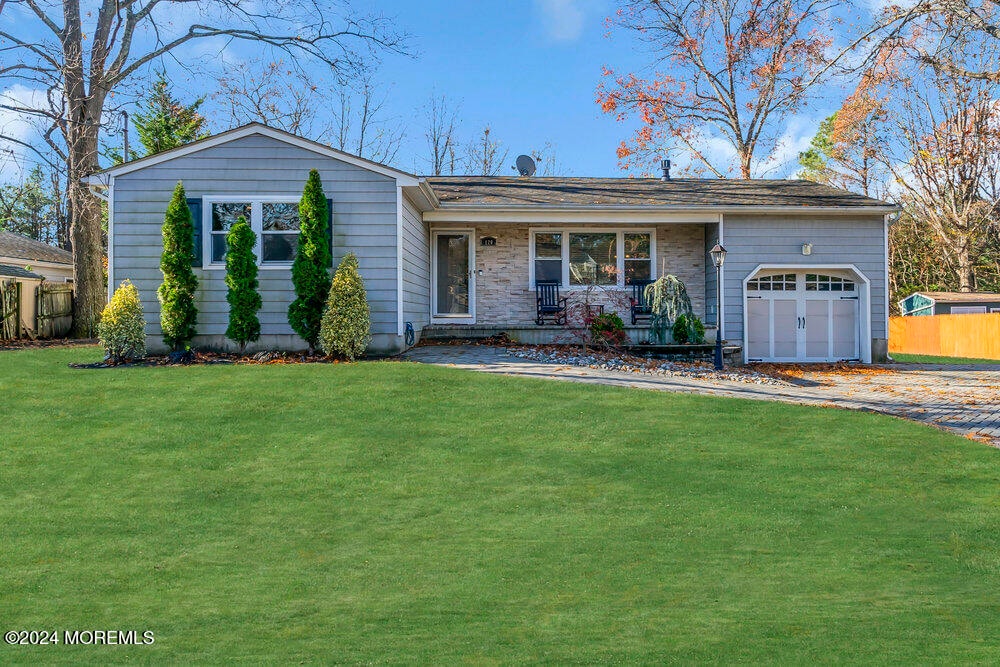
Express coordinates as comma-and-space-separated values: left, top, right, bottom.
133, 71, 209, 156
225, 216, 262, 353
157, 181, 199, 350
288, 169, 331, 351
319, 253, 371, 360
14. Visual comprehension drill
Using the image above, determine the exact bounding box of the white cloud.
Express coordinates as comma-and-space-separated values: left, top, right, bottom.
536, 0, 587, 42
755, 115, 818, 178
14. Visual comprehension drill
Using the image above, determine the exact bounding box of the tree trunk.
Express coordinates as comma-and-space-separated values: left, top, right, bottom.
68, 128, 106, 337
66, 90, 106, 337
956, 244, 976, 292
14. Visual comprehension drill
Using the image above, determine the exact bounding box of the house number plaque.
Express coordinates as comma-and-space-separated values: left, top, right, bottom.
480, 237, 497, 246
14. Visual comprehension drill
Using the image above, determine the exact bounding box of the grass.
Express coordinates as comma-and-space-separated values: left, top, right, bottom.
891, 352, 1000, 365
2, 346, 999, 663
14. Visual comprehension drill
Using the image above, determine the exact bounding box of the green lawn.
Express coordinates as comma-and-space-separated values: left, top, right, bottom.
2, 346, 999, 663
891, 352, 1000, 365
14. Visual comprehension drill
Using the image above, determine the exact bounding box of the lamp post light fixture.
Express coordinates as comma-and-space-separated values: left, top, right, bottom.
709, 243, 727, 370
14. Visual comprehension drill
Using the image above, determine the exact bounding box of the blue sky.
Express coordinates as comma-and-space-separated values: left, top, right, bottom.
0, 0, 859, 180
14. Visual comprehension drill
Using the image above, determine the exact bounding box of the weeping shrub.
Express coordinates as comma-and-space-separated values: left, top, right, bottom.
288, 169, 331, 351
98, 279, 146, 363
225, 216, 261, 353
644, 275, 695, 344
158, 181, 198, 350
319, 253, 371, 360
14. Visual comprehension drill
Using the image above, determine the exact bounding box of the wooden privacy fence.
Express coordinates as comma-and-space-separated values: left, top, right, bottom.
0, 279, 21, 339
36, 283, 73, 338
889, 313, 1000, 360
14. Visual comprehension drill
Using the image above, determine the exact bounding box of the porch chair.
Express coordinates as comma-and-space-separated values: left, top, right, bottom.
535, 280, 568, 325
629, 279, 654, 325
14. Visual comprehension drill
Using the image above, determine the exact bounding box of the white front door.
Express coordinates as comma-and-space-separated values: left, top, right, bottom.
745, 272, 860, 362
431, 230, 475, 323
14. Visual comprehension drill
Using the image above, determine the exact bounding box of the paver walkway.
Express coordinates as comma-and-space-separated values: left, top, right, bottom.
404, 345, 1000, 445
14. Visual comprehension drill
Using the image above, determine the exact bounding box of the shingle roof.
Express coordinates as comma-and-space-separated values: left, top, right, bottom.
0, 231, 72, 265
0, 263, 43, 279
915, 291, 1000, 303
424, 177, 894, 209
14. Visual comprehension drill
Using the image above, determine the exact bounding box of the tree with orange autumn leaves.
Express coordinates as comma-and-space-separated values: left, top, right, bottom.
837, 23, 1000, 293
596, 0, 856, 178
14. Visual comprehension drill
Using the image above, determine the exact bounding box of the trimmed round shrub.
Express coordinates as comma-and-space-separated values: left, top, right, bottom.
589, 312, 627, 347
672, 314, 706, 344
98, 280, 146, 363
319, 253, 371, 360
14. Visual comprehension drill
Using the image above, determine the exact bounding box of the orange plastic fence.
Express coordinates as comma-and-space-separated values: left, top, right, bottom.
889, 313, 1000, 360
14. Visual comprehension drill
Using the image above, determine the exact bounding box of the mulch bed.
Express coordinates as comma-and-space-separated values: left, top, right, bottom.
1, 338, 99, 351
69, 349, 360, 369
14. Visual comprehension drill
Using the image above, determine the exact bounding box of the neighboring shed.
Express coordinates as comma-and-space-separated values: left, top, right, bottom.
899, 291, 1000, 316
0, 231, 73, 282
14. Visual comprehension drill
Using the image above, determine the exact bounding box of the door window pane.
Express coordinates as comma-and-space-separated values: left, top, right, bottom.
436, 234, 470, 315
569, 233, 617, 285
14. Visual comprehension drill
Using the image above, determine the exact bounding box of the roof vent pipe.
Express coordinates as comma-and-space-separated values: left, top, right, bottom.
661, 159, 671, 181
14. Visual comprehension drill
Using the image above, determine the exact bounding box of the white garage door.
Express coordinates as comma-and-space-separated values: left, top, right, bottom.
746, 272, 860, 362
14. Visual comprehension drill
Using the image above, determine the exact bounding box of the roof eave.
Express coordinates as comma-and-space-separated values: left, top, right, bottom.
430, 203, 899, 215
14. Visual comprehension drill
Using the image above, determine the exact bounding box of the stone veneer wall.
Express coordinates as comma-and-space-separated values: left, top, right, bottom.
434, 223, 706, 327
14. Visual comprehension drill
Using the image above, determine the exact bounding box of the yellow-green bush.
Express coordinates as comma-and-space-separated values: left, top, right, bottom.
319, 253, 371, 360
98, 280, 147, 363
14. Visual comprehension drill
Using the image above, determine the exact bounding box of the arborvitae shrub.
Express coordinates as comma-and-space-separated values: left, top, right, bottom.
98, 280, 146, 363
225, 216, 261, 353
157, 181, 198, 350
288, 169, 331, 351
319, 252, 371, 360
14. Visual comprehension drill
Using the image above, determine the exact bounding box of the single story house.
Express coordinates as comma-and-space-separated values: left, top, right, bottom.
0, 230, 73, 282
86, 123, 896, 363
899, 291, 1000, 316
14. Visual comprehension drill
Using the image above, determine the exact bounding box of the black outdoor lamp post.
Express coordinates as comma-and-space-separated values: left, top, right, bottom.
709, 243, 727, 370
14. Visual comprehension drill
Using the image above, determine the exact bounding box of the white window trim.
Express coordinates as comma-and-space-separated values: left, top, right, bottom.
202, 195, 304, 270
527, 227, 657, 289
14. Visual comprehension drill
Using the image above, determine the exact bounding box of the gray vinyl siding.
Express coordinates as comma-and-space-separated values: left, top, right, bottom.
721, 213, 887, 342
111, 133, 400, 344
401, 193, 430, 330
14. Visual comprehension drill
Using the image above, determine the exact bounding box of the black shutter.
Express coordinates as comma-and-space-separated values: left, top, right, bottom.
326, 198, 334, 267
187, 197, 203, 266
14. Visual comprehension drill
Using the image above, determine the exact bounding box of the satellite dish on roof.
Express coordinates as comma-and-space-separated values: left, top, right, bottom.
515, 154, 536, 177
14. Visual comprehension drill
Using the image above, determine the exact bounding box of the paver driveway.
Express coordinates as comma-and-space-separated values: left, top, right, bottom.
404, 345, 1000, 446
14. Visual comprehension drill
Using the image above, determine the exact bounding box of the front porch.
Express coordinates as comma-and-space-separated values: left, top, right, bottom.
428, 221, 718, 330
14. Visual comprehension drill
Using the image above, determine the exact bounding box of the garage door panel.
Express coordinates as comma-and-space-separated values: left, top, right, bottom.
773, 299, 797, 359
805, 299, 830, 359
747, 299, 770, 359
832, 299, 859, 359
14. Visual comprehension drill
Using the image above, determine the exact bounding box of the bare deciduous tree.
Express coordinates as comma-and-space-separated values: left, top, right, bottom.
0, 0, 406, 335
465, 126, 508, 176
423, 93, 460, 175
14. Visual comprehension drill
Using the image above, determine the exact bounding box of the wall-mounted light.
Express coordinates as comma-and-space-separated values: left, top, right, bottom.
801, 243, 813, 256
